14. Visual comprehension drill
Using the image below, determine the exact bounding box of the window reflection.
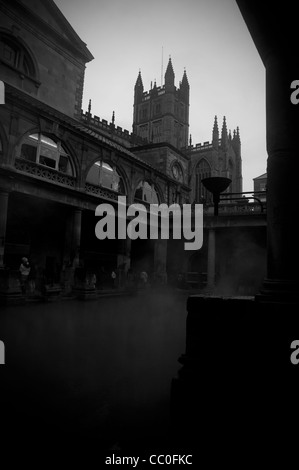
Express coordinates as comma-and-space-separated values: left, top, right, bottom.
19, 133, 73, 175
86, 161, 124, 193
134, 181, 159, 204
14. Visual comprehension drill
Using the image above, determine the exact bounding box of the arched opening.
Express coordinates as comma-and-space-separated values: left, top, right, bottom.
195, 159, 211, 202
86, 160, 125, 194
18, 133, 74, 175
134, 180, 160, 204
0, 32, 37, 79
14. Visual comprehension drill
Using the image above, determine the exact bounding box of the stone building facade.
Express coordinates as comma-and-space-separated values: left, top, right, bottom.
187, 115, 242, 203
0, 0, 188, 300
0, 0, 247, 301
133, 59, 189, 150
132, 61, 242, 204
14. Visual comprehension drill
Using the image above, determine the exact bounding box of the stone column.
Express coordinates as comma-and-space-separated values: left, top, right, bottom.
72, 209, 82, 268
61, 209, 82, 293
0, 191, 23, 304
207, 228, 216, 292
0, 190, 9, 268
116, 238, 131, 288
257, 54, 299, 301
62, 211, 73, 266
124, 238, 131, 273
61, 211, 74, 292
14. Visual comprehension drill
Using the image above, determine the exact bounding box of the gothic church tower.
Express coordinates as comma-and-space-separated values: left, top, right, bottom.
132, 58, 189, 149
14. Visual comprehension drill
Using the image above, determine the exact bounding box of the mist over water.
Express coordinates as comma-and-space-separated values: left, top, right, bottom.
214, 228, 267, 297
0, 289, 188, 449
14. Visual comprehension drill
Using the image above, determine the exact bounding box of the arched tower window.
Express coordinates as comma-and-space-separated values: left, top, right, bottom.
0, 33, 36, 78
86, 161, 125, 193
228, 160, 233, 187
195, 159, 211, 202
19, 133, 74, 175
134, 180, 159, 204
171, 161, 184, 183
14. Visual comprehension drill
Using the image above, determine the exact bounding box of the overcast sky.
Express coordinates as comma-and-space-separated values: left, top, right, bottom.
54, 0, 267, 191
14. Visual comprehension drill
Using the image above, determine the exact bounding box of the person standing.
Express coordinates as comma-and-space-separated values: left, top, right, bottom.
19, 257, 31, 295
111, 269, 117, 289
140, 270, 148, 288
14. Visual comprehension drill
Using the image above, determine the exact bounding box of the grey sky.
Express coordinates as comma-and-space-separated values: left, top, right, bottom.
54, 0, 267, 191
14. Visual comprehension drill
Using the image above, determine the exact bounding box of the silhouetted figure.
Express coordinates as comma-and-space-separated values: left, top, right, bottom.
140, 271, 148, 288
111, 270, 117, 289
19, 257, 31, 295
177, 272, 187, 289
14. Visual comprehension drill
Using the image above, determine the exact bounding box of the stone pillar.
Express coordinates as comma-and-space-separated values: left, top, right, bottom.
207, 228, 216, 291
61, 209, 82, 294
0, 190, 23, 304
62, 211, 73, 266
61, 211, 74, 293
124, 238, 131, 273
0, 190, 9, 268
116, 238, 131, 288
72, 209, 82, 268
257, 54, 299, 302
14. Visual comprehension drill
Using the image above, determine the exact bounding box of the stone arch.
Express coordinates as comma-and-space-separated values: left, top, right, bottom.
59, 137, 81, 183
133, 178, 164, 204
0, 29, 40, 83
15, 131, 77, 177
195, 158, 212, 202
85, 157, 127, 195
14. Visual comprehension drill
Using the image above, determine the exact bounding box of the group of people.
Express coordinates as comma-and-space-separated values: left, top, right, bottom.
18, 256, 164, 295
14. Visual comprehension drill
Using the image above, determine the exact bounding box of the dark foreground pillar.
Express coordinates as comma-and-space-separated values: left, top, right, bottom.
170, 295, 299, 463
0, 190, 24, 304
171, 2, 299, 464
257, 54, 299, 302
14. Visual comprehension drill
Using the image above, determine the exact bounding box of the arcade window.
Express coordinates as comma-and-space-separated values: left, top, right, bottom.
20, 133, 73, 175
0, 34, 36, 78
86, 160, 125, 193
134, 180, 159, 204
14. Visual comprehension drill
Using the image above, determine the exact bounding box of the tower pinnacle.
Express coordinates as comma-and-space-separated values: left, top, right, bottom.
164, 57, 175, 90
221, 116, 228, 148
212, 115, 219, 148
134, 70, 144, 104
135, 70, 143, 89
